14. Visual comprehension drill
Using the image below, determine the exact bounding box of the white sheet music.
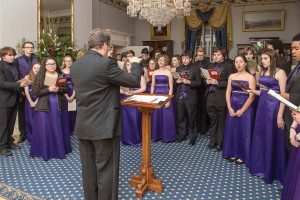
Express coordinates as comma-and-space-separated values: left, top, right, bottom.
124, 95, 168, 104
200, 68, 210, 79
68, 99, 77, 111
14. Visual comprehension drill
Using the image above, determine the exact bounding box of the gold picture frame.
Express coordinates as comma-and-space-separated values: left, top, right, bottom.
37, 0, 74, 45
242, 10, 285, 32
150, 24, 171, 40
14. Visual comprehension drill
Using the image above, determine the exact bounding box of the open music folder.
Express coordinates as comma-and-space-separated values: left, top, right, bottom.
200, 68, 220, 80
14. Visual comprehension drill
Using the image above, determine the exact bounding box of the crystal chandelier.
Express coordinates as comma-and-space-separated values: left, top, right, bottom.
127, 0, 191, 30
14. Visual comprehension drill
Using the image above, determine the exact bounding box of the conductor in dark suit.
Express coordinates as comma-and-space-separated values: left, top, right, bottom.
0, 47, 29, 156
282, 33, 300, 154
70, 29, 141, 200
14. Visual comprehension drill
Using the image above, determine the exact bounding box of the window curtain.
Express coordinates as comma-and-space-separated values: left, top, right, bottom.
215, 25, 227, 49
184, 4, 233, 53
185, 8, 214, 55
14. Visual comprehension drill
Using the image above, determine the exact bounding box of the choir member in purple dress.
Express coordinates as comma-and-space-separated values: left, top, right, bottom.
24, 62, 40, 143
150, 54, 177, 142
145, 59, 157, 93
249, 49, 287, 184
120, 59, 146, 146
242, 46, 260, 78
30, 57, 71, 161
16, 41, 39, 143
222, 55, 256, 165
281, 116, 300, 200
62, 55, 76, 135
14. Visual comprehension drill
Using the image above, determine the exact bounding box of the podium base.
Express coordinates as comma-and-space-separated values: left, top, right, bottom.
130, 166, 163, 198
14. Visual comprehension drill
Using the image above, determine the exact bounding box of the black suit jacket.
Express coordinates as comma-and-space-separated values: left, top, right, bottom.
0, 60, 21, 107
286, 65, 300, 105
193, 59, 212, 98
70, 50, 141, 140
175, 64, 202, 104
279, 56, 291, 77
284, 64, 300, 131
206, 61, 235, 106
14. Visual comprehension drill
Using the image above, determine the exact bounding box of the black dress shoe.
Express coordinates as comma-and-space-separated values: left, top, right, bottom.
228, 158, 237, 162
215, 145, 222, 151
189, 139, 196, 146
207, 143, 216, 149
176, 138, 185, 143
0, 149, 13, 156
9, 143, 21, 149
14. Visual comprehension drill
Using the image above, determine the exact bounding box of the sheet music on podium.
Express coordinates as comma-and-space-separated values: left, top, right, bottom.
124, 94, 168, 104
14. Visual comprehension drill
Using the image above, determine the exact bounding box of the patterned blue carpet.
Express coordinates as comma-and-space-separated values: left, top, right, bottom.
0, 136, 281, 200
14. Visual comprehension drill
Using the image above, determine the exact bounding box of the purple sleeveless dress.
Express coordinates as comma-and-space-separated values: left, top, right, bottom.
151, 75, 176, 142
281, 126, 300, 200
249, 76, 287, 184
120, 94, 142, 146
222, 80, 254, 166
24, 85, 37, 143
30, 93, 72, 161
65, 73, 76, 135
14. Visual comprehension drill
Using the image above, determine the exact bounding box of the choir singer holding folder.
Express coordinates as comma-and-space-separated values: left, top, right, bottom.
205, 48, 234, 151
70, 28, 142, 200
175, 51, 201, 145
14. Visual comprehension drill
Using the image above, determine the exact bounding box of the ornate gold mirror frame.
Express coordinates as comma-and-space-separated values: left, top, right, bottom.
37, 0, 74, 46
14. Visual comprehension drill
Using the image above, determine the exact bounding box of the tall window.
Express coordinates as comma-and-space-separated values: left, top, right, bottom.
195, 25, 216, 59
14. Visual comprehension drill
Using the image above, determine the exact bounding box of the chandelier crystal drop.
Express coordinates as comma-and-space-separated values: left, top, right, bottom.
127, 0, 191, 30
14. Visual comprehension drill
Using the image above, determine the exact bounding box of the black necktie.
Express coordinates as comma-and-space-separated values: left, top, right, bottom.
25, 56, 32, 67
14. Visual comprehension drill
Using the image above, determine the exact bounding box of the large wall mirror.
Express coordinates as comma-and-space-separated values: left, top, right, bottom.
37, 0, 74, 45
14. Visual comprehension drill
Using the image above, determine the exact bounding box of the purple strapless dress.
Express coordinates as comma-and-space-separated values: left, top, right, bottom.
25, 85, 37, 143
222, 80, 254, 166
151, 75, 176, 142
120, 94, 142, 146
65, 73, 76, 135
249, 76, 287, 184
281, 125, 300, 200
30, 93, 72, 161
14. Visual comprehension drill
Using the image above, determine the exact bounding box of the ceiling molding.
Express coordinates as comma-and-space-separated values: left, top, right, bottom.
102, 0, 298, 10
100, 0, 127, 10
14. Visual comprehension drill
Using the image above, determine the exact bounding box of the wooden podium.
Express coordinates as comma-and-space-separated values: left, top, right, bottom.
121, 93, 173, 198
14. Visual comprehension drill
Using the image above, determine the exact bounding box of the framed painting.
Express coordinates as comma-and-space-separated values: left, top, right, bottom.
242, 10, 285, 32
150, 24, 171, 40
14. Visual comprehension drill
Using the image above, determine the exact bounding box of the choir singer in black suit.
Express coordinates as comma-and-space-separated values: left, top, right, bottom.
70, 28, 141, 200
206, 47, 235, 151
175, 51, 202, 145
0, 47, 29, 157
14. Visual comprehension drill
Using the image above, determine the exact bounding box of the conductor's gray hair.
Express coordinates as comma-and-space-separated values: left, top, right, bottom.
88, 28, 111, 50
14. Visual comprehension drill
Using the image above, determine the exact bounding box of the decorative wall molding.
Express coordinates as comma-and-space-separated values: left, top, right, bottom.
100, 0, 127, 10
105, 29, 132, 47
